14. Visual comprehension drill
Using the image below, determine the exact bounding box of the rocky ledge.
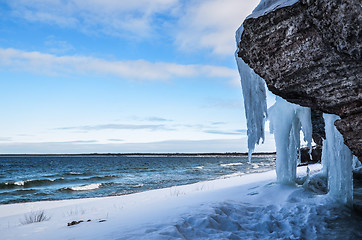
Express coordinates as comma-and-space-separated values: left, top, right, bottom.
237, 0, 361, 159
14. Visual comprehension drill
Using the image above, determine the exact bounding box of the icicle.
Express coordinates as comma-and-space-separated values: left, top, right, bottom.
321, 138, 329, 177
295, 106, 312, 154
352, 156, 361, 169
235, 25, 267, 162
269, 97, 312, 184
236, 23, 312, 181
323, 113, 353, 206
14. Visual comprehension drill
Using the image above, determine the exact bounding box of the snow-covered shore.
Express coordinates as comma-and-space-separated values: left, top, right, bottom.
0, 164, 358, 240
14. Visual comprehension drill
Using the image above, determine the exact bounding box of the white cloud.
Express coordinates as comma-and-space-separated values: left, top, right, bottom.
0, 136, 276, 154
44, 36, 75, 54
0, 137, 12, 142
0, 48, 238, 81
0, 138, 248, 154
204, 129, 246, 135
56, 124, 168, 131
4, 0, 260, 56
175, 0, 260, 56
5, 0, 179, 38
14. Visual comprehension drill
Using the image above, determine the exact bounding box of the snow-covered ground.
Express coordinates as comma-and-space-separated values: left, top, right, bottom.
2, 164, 360, 240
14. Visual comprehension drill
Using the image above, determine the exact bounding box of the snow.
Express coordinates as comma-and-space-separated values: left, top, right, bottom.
322, 113, 353, 206
2, 164, 347, 240
235, 28, 267, 162
247, 0, 299, 19
268, 97, 312, 184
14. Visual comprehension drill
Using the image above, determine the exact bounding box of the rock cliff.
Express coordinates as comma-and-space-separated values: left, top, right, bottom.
236, 0, 361, 159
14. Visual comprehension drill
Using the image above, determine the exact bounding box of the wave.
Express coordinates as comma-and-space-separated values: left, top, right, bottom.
193, 166, 204, 170
0, 178, 65, 189
251, 164, 260, 169
88, 175, 119, 181
69, 183, 101, 191
60, 182, 113, 191
131, 184, 144, 188
14, 181, 25, 186
64, 172, 82, 176
220, 163, 243, 167
0, 188, 38, 196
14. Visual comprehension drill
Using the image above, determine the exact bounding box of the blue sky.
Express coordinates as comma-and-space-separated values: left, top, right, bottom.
0, 0, 275, 153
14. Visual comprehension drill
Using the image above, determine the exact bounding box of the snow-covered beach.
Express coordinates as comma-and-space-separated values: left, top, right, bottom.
1, 0, 361, 238
1, 164, 361, 240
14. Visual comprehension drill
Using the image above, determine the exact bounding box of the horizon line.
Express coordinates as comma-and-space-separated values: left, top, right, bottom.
0, 152, 276, 157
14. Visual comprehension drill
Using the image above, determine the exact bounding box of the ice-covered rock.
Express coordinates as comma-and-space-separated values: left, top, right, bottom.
235, 0, 358, 205
300, 146, 322, 163
237, 0, 362, 159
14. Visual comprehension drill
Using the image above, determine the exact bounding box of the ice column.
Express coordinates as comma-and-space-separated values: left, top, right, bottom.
353, 156, 362, 169
268, 97, 312, 184
235, 25, 267, 162
323, 113, 353, 205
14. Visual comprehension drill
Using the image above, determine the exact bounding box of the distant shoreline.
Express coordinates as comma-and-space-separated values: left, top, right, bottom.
0, 152, 276, 157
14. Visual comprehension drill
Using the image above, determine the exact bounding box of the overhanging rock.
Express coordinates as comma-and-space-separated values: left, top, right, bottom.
237, 0, 361, 159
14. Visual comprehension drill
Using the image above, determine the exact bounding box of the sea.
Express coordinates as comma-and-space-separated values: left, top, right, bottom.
0, 154, 275, 204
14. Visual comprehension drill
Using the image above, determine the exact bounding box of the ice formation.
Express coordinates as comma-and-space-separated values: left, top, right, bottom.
234, 0, 302, 163
235, 26, 267, 162
236, 20, 311, 178
236, 49, 354, 202
235, 47, 312, 183
353, 155, 362, 169
268, 97, 312, 184
236, 0, 355, 205
322, 114, 353, 205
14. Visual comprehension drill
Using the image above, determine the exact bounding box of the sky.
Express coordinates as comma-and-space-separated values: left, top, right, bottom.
0, 0, 276, 153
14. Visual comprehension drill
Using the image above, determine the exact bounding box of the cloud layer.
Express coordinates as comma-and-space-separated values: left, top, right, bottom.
0, 139, 248, 154
3, 0, 259, 56
175, 0, 259, 55
0, 135, 276, 154
56, 124, 166, 131
0, 48, 238, 81
5, 0, 179, 38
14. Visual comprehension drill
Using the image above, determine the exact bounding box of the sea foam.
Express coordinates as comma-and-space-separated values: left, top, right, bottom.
68, 183, 102, 191
220, 163, 243, 167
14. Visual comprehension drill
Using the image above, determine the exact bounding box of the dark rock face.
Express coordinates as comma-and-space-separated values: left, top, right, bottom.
237, 0, 361, 159
300, 146, 322, 164
311, 109, 325, 146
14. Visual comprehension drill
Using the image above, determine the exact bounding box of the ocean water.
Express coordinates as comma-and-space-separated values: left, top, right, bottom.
0, 155, 275, 204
